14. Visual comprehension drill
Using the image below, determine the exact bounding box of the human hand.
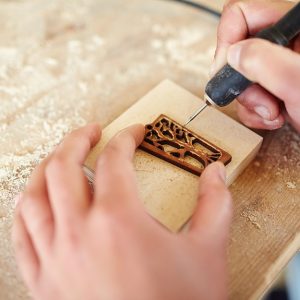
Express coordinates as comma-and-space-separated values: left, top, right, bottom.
13, 123, 232, 300
212, 0, 300, 132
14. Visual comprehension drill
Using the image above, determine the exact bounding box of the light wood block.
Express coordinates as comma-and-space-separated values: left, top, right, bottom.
85, 80, 263, 232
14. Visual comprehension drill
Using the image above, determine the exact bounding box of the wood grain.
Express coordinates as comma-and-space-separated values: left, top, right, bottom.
228, 125, 300, 299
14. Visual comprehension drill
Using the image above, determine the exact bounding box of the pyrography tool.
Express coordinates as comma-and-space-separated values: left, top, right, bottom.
184, 2, 300, 127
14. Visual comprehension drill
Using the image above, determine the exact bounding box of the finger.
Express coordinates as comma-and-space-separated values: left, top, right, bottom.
45, 124, 101, 226
12, 202, 40, 290
292, 35, 300, 53
227, 39, 300, 122
189, 162, 232, 248
237, 103, 285, 130
237, 84, 281, 121
211, 0, 294, 75
283, 109, 300, 133
94, 124, 145, 212
21, 157, 54, 256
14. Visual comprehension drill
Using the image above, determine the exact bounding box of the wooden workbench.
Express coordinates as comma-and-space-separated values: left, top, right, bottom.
193, 0, 225, 12
0, 0, 299, 299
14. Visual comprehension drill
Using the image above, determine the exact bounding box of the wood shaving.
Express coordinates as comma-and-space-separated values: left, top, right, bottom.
286, 182, 297, 190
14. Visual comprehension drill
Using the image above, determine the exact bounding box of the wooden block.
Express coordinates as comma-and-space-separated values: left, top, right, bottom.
85, 80, 263, 232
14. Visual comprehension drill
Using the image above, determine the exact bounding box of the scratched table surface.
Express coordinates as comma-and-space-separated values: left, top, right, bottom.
0, 0, 299, 299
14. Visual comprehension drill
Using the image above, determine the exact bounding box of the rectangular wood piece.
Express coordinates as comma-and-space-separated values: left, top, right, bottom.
140, 114, 232, 176
85, 80, 263, 232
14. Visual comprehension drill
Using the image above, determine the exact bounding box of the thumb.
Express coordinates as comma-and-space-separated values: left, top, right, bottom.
189, 162, 232, 247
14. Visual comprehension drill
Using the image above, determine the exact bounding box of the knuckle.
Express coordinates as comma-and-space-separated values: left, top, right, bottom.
75, 136, 91, 156
97, 144, 120, 167
73, 129, 90, 143
105, 141, 122, 156
45, 155, 66, 176
67, 127, 87, 141
70, 130, 91, 149
57, 218, 82, 248
242, 40, 255, 56
92, 209, 133, 240
81, 136, 92, 151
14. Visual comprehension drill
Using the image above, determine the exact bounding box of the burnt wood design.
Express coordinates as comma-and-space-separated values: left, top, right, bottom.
139, 115, 232, 176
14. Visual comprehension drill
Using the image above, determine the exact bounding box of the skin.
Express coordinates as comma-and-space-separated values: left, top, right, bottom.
13, 124, 232, 300
211, 0, 300, 132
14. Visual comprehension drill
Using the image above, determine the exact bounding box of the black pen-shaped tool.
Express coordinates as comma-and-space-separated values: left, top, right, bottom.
185, 2, 300, 126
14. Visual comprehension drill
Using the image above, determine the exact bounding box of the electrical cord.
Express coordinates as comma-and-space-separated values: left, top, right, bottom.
166, 0, 221, 18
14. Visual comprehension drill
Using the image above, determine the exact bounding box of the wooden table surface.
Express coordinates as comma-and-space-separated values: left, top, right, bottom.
0, 0, 299, 299
193, 0, 225, 12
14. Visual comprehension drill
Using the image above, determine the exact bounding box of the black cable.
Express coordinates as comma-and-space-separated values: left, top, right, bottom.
167, 0, 221, 18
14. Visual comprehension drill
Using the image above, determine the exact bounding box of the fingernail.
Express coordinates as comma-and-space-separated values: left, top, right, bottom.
263, 118, 283, 129
227, 44, 242, 68
254, 106, 271, 120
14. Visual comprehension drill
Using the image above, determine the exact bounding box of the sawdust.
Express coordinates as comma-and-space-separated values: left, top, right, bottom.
151, 25, 216, 76
238, 123, 300, 236
241, 211, 262, 230
286, 182, 297, 190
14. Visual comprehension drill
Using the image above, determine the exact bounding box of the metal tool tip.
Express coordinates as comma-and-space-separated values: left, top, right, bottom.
184, 102, 208, 127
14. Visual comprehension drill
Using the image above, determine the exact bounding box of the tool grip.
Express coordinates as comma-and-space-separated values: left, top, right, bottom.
205, 27, 290, 107
205, 65, 251, 107
206, 2, 300, 107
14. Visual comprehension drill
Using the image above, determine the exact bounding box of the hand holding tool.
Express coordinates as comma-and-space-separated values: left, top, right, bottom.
185, 2, 300, 127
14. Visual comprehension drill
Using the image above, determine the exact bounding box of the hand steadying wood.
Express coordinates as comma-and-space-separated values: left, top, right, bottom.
13, 124, 232, 300
12, 1, 300, 299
